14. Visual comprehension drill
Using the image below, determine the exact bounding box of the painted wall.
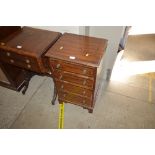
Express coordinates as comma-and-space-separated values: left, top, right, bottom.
31, 26, 85, 34
89, 26, 125, 79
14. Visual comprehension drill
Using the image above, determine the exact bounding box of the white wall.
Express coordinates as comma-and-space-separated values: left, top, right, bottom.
89, 26, 125, 79
31, 26, 85, 35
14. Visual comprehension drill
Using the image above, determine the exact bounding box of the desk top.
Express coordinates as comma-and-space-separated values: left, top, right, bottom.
45, 33, 108, 67
0, 27, 61, 57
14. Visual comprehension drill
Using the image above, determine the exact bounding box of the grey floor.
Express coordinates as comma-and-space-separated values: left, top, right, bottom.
0, 33, 155, 129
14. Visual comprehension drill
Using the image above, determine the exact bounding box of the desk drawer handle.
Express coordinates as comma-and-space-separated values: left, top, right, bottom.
26, 59, 30, 63
10, 59, 14, 63
1, 42, 5, 46
83, 80, 86, 85
56, 64, 61, 69
7, 52, 11, 56
27, 64, 31, 68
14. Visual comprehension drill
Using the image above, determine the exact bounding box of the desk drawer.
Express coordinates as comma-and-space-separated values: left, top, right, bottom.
0, 49, 40, 72
54, 70, 94, 89
58, 91, 92, 107
55, 80, 93, 98
50, 59, 95, 77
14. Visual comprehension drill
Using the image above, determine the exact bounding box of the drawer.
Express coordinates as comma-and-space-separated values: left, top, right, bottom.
50, 59, 96, 77
55, 80, 93, 98
0, 49, 40, 72
58, 91, 92, 107
54, 70, 94, 89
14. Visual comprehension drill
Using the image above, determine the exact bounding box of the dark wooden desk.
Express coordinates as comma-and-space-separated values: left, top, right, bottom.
0, 26, 61, 95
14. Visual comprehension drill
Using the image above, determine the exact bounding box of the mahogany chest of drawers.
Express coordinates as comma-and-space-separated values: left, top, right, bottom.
45, 33, 107, 113
0, 27, 61, 74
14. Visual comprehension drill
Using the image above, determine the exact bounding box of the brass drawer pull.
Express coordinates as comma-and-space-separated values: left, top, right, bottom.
27, 64, 31, 68
83, 80, 86, 85
1, 42, 5, 46
56, 64, 61, 69
26, 59, 30, 63
10, 59, 14, 63
7, 52, 11, 56
61, 85, 64, 89
16, 45, 22, 49
83, 69, 87, 74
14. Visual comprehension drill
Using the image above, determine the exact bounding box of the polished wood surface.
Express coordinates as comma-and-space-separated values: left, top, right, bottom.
46, 33, 108, 113
0, 27, 62, 73
0, 26, 21, 40
46, 33, 107, 67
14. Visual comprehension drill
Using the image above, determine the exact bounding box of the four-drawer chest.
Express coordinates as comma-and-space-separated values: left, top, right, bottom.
45, 33, 107, 113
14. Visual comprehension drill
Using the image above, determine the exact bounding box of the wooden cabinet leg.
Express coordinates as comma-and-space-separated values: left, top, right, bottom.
22, 71, 34, 95
88, 109, 93, 113
51, 84, 57, 105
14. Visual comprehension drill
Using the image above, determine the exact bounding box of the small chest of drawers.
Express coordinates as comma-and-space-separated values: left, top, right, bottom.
46, 33, 107, 113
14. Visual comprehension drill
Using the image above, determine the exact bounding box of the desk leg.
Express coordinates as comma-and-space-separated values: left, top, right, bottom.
51, 84, 57, 105
22, 71, 35, 95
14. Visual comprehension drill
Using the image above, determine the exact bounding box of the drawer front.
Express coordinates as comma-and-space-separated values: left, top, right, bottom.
54, 70, 94, 88
58, 91, 92, 107
0, 49, 40, 71
55, 80, 93, 98
50, 59, 95, 77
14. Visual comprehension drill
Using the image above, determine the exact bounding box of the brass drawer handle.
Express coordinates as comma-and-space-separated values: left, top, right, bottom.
1, 42, 5, 46
61, 85, 64, 89
26, 59, 30, 63
83, 69, 87, 74
27, 64, 31, 68
7, 52, 11, 56
16, 45, 22, 49
56, 64, 61, 69
10, 59, 14, 63
83, 80, 86, 85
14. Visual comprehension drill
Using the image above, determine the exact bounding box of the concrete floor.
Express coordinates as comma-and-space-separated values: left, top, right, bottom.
0, 33, 155, 129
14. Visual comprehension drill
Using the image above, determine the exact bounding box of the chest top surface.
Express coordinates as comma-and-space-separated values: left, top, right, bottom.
0, 27, 61, 57
45, 33, 108, 67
